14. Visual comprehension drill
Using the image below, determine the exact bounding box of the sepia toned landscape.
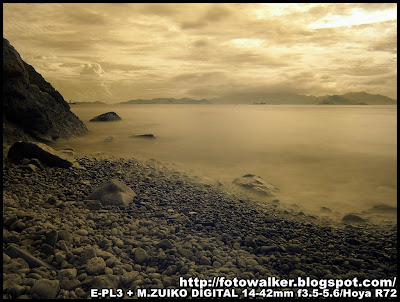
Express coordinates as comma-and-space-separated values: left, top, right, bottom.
3, 3, 397, 299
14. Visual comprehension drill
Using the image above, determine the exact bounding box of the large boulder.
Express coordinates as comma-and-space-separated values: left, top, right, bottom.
7, 141, 81, 169
3, 38, 89, 146
90, 112, 121, 122
233, 174, 279, 196
86, 179, 136, 207
342, 214, 365, 224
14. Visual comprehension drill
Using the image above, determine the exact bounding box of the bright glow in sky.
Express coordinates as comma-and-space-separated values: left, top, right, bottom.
3, 3, 397, 103
308, 7, 397, 29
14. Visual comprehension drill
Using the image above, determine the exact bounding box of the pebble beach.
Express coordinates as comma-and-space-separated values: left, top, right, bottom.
3, 155, 397, 299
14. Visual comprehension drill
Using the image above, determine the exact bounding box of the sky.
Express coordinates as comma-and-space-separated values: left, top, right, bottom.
3, 3, 397, 103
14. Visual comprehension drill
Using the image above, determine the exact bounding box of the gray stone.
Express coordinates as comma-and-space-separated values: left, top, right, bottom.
7, 285, 26, 298
61, 279, 81, 291
75, 229, 88, 236
177, 248, 194, 259
58, 268, 77, 280
133, 248, 148, 264
157, 239, 174, 250
199, 256, 211, 266
85, 199, 102, 210
285, 244, 303, 253
10, 220, 26, 232
3, 273, 22, 290
86, 257, 106, 275
58, 230, 73, 243
260, 245, 280, 254
86, 179, 136, 207
4, 253, 12, 264
25, 163, 39, 172
30, 279, 60, 299
45, 230, 58, 246
164, 265, 177, 276
120, 271, 140, 286
28, 158, 45, 169
90, 275, 119, 289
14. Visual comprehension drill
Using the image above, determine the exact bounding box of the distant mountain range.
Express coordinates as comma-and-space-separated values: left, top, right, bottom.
117, 92, 396, 105
320, 95, 367, 105
340, 92, 396, 105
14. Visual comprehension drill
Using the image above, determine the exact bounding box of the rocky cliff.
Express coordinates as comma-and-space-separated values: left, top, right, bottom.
3, 38, 89, 147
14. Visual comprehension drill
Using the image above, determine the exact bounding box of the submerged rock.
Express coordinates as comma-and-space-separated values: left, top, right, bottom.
104, 136, 114, 142
130, 134, 155, 138
362, 204, 397, 214
86, 179, 136, 207
233, 174, 278, 196
90, 112, 121, 122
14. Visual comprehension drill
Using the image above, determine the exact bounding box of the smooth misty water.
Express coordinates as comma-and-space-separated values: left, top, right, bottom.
53, 104, 397, 215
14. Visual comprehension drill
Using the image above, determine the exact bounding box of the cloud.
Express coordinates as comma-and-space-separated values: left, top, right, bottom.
3, 3, 397, 102
80, 63, 106, 77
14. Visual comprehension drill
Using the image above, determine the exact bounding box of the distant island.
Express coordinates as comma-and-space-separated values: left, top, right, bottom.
70, 101, 106, 105
115, 92, 396, 106
120, 97, 210, 105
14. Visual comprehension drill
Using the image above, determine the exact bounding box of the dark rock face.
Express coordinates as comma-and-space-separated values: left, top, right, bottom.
3, 38, 89, 146
233, 174, 279, 196
89, 112, 121, 122
7, 141, 78, 168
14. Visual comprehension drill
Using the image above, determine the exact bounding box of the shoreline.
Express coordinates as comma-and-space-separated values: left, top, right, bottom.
3, 154, 397, 299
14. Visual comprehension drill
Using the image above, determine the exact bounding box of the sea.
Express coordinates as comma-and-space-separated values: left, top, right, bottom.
52, 104, 397, 216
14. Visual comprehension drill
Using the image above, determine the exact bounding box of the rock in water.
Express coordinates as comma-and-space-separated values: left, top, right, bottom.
7, 141, 78, 168
342, 214, 365, 224
104, 136, 114, 142
86, 179, 136, 207
130, 134, 155, 138
233, 174, 278, 196
362, 205, 397, 214
90, 112, 121, 122
3, 38, 88, 146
